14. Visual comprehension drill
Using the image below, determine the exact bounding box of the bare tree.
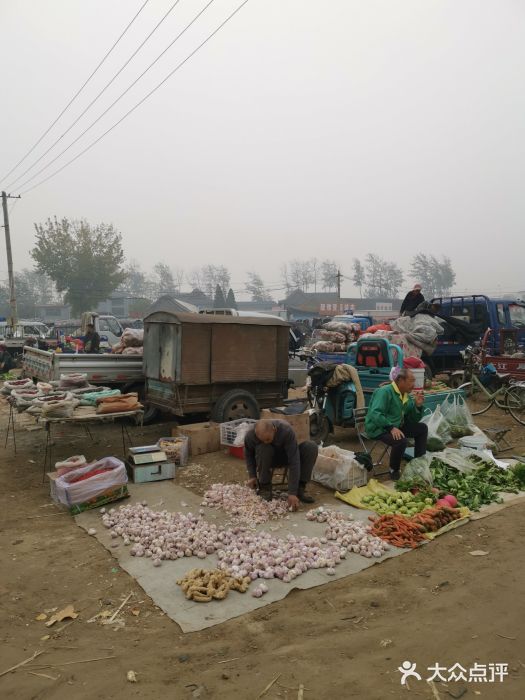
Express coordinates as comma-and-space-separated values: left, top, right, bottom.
321, 261, 338, 292
153, 262, 175, 296
352, 259, 365, 298
187, 265, 231, 298
411, 254, 456, 297
246, 272, 273, 302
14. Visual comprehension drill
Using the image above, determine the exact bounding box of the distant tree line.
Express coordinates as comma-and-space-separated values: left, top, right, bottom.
0, 215, 459, 318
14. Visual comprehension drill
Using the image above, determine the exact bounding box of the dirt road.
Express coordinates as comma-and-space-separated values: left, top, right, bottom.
0, 402, 524, 700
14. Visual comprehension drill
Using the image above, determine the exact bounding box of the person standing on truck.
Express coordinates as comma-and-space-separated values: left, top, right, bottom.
244, 419, 318, 510
364, 367, 427, 481
83, 324, 100, 353
400, 284, 425, 315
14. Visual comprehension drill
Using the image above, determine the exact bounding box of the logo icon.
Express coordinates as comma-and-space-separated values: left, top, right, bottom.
398, 661, 422, 685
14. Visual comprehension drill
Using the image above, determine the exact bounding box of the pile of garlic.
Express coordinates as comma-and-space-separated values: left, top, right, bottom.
306, 506, 389, 558
102, 503, 231, 567
201, 483, 290, 525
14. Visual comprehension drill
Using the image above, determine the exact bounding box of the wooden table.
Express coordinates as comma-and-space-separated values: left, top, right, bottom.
39, 409, 144, 479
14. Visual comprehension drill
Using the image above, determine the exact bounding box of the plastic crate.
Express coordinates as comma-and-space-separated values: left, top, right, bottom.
220, 418, 257, 446
228, 445, 245, 459
157, 436, 189, 466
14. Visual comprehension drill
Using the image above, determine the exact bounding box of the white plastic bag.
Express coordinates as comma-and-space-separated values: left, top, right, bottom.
312, 445, 367, 491
421, 406, 452, 451
55, 455, 87, 476
54, 457, 127, 505
440, 394, 475, 438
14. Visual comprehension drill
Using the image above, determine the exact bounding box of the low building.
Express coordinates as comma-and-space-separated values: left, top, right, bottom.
279, 290, 402, 321
33, 303, 71, 323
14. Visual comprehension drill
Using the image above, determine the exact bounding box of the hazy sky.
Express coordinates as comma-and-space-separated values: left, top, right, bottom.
1, 0, 524, 299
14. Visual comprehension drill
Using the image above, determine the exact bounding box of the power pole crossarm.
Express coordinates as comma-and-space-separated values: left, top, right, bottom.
1, 190, 18, 326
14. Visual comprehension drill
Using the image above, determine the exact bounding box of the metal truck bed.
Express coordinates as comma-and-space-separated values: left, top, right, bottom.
22, 347, 143, 385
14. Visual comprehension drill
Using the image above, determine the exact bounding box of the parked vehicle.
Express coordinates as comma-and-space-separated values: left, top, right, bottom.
144, 308, 289, 421
430, 295, 525, 373
22, 346, 143, 386
307, 337, 464, 442
47, 313, 125, 349
459, 344, 525, 424
0, 320, 49, 355
21, 346, 155, 421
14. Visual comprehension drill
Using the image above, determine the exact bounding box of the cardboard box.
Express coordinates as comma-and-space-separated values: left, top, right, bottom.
126, 460, 176, 483
260, 409, 311, 444
173, 422, 220, 456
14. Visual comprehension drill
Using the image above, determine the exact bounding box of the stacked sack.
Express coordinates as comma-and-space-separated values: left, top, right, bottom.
112, 328, 144, 356
310, 321, 360, 353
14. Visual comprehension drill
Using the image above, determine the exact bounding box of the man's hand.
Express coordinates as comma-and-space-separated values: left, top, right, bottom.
391, 427, 405, 441
246, 477, 257, 490
414, 391, 425, 407
287, 494, 300, 511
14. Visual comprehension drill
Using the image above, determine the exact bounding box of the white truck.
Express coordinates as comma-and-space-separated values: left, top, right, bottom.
0, 320, 49, 355
49, 312, 125, 349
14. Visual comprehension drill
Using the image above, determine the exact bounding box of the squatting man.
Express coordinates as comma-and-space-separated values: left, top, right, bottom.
244, 419, 318, 511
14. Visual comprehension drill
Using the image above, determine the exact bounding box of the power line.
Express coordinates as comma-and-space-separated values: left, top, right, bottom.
0, 0, 150, 187
13, 0, 219, 194
5, 0, 182, 191
18, 0, 251, 197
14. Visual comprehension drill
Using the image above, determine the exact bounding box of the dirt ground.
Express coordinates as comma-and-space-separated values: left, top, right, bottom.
1, 397, 524, 700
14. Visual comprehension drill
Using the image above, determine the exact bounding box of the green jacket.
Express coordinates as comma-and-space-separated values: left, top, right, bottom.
365, 383, 423, 438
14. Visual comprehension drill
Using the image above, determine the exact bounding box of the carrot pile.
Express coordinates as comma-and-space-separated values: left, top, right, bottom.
370, 506, 463, 548
370, 514, 426, 549
411, 506, 461, 533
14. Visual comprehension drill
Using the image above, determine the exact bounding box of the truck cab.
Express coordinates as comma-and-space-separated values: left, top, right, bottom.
49, 313, 124, 350
430, 295, 525, 371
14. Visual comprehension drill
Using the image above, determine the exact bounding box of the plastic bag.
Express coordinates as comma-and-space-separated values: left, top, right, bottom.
440, 395, 475, 438
312, 446, 367, 491
59, 373, 89, 389
421, 406, 452, 451
55, 455, 88, 476
54, 457, 127, 505
232, 421, 255, 446
79, 389, 121, 406
429, 447, 478, 474
401, 453, 434, 485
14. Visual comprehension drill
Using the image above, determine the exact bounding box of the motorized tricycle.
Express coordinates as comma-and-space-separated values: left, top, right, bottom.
307, 337, 403, 443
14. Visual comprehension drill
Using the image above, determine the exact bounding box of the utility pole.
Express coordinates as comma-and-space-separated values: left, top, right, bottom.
336, 269, 342, 300
1, 191, 20, 326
